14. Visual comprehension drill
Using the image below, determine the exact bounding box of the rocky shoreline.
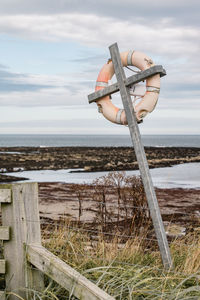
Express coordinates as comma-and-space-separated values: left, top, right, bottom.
0, 146, 200, 182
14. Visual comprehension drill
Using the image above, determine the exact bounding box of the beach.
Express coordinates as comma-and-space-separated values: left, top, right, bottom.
38, 182, 200, 228
0, 146, 200, 233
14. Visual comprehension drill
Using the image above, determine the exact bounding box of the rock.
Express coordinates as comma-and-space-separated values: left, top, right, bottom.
84, 166, 92, 171
105, 163, 113, 168
13, 167, 24, 172
165, 224, 186, 237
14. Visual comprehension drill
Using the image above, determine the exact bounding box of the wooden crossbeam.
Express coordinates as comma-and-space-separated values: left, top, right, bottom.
27, 244, 115, 300
88, 65, 166, 103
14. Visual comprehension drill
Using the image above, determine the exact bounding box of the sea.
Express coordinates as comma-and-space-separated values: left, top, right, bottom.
0, 134, 200, 148
1, 134, 200, 189
5, 163, 200, 189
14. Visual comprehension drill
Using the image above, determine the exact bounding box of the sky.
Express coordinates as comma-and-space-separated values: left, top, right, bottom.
0, 0, 200, 135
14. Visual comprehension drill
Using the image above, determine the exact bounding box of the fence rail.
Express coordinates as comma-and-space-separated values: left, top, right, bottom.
27, 244, 114, 300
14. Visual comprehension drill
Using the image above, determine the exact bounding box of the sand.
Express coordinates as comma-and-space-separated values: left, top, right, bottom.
0, 146, 200, 234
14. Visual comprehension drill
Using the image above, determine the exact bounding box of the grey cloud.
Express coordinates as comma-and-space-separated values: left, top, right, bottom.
0, 63, 9, 69
162, 81, 200, 95
0, 0, 199, 27
0, 65, 55, 92
146, 116, 200, 129
158, 98, 200, 111
0, 63, 93, 106
0, 81, 52, 92
70, 55, 106, 64
64, 80, 94, 95
0, 68, 21, 79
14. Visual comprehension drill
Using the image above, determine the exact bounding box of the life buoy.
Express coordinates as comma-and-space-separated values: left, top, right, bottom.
95, 50, 160, 124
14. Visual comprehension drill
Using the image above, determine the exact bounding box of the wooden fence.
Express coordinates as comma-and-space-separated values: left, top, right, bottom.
0, 182, 115, 300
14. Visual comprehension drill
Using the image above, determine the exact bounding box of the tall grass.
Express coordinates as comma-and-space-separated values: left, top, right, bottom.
42, 221, 200, 299
39, 172, 200, 299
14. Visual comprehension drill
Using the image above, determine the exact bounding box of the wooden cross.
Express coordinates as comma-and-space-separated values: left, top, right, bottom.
88, 42, 173, 269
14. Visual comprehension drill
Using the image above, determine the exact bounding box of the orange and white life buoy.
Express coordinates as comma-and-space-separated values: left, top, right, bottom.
95, 50, 160, 124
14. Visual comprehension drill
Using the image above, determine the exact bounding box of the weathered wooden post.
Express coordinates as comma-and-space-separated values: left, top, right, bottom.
88, 42, 173, 269
0, 189, 11, 300
0, 182, 44, 300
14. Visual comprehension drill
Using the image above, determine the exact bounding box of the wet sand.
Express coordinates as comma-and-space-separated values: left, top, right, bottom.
0, 146, 200, 232
38, 182, 200, 224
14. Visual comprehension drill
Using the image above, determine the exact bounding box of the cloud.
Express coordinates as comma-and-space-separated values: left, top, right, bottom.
0, 3, 199, 135
0, 59, 199, 111
0, 86, 90, 107
0, 63, 9, 69
0, 65, 54, 92
1, 105, 199, 135
1, 13, 199, 101
0, 88, 73, 106
0, 63, 95, 102
0, 0, 200, 27
0, 14, 199, 59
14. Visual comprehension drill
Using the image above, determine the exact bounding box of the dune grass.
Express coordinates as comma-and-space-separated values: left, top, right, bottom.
38, 220, 200, 300
37, 172, 200, 299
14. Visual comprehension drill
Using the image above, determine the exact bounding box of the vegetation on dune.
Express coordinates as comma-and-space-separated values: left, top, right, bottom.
38, 172, 200, 299
41, 222, 200, 300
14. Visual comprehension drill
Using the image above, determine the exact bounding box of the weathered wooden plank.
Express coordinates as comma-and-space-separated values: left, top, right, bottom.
0, 189, 11, 203
88, 65, 166, 103
88, 82, 119, 103
1, 183, 44, 300
27, 244, 115, 300
0, 260, 6, 274
126, 65, 166, 85
109, 42, 172, 269
0, 226, 10, 241
0, 291, 5, 300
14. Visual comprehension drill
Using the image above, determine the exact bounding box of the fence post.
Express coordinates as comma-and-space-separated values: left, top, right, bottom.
1, 182, 44, 300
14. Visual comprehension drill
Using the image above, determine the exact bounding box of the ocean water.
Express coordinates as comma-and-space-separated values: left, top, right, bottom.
5, 163, 200, 189
0, 134, 200, 147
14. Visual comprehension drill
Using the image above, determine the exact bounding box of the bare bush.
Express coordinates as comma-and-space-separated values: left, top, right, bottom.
71, 184, 86, 222
92, 172, 151, 241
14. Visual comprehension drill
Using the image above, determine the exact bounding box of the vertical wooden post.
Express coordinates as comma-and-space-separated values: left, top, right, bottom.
109, 43, 172, 269
1, 183, 44, 300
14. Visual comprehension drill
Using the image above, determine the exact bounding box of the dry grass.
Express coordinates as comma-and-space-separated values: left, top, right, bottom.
40, 219, 200, 299
38, 172, 200, 299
